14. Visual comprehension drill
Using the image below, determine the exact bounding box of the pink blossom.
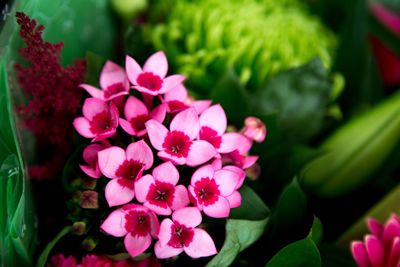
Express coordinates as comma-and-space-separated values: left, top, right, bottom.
220, 135, 258, 169
98, 140, 153, 206
101, 204, 159, 258
351, 214, 400, 267
189, 164, 243, 218
126, 51, 185, 96
80, 142, 110, 178
135, 161, 189, 215
47, 254, 77, 267
73, 98, 119, 142
119, 96, 167, 137
154, 207, 217, 259
80, 61, 129, 101
241, 116, 266, 143
145, 108, 216, 166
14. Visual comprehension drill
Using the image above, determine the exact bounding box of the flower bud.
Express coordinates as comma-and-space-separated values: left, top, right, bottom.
80, 190, 99, 209
241, 116, 266, 143
72, 221, 87, 235
82, 237, 97, 251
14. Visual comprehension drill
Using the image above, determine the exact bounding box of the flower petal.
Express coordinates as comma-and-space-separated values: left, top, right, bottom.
73, 117, 95, 138
164, 84, 187, 102
80, 84, 105, 100
367, 218, 383, 238
135, 174, 155, 203
82, 98, 108, 120
126, 140, 154, 170
143, 51, 168, 78
171, 185, 190, 211
351, 241, 370, 267
243, 155, 258, 169
170, 108, 199, 140
159, 74, 186, 94
214, 169, 240, 196
199, 104, 227, 135
83, 144, 103, 164
191, 100, 212, 114
154, 241, 183, 259
144, 202, 171, 216
126, 55, 143, 84
98, 147, 126, 179
148, 210, 160, 238
100, 60, 127, 90
388, 237, 400, 267
124, 96, 148, 120
191, 164, 215, 186
158, 151, 187, 165
124, 233, 152, 258
203, 196, 230, 218
219, 133, 250, 153
365, 235, 384, 267
158, 218, 174, 246
222, 165, 246, 189
150, 103, 167, 123
80, 164, 101, 179
153, 161, 179, 185
226, 191, 242, 208
105, 178, 135, 207
172, 207, 202, 228
145, 120, 169, 151
186, 140, 217, 167
184, 228, 217, 258
100, 209, 127, 237
119, 118, 136, 135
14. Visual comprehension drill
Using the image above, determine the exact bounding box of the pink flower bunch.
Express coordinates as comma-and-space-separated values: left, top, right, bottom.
351, 214, 400, 267
73, 51, 265, 259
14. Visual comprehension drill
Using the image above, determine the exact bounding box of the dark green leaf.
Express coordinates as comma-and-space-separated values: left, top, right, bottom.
85, 52, 107, 88
319, 243, 357, 267
230, 186, 270, 221
310, 217, 323, 245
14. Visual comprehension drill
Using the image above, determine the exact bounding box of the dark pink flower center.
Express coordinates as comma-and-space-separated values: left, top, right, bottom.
125, 210, 151, 237
130, 114, 149, 133
162, 131, 192, 158
137, 72, 163, 91
222, 150, 245, 168
167, 100, 189, 114
115, 159, 144, 180
194, 178, 220, 206
146, 181, 175, 208
199, 126, 222, 148
167, 222, 194, 248
104, 82, 125, 98
90, 111, 112, 134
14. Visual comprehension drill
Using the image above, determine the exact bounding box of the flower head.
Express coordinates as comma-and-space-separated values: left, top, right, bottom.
241, 116, 267, 143
79, 141, 110, 178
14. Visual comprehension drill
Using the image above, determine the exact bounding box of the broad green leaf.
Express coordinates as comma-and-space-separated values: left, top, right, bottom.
36, 226, 71, 267
310, 217, 323, 245
319, 243, 357, 267
230, 186, 270, 221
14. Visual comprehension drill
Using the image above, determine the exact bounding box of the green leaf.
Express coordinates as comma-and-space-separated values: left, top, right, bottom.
85, 51, 107, 88
310, 217, 323, 245
319, 243, 357, 267
230, 186, 270, 221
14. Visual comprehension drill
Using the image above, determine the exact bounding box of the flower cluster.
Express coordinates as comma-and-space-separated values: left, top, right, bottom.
73, 51, 265, 259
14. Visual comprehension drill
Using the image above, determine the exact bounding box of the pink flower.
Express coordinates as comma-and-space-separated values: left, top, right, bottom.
188, 164, 243, 218
135, 161, 189, 215
119, 96, 167, 137
163, 84, 211, 115
241, 116, 266, 143
351, 214, 400, 267
79, 142, 110, 178
98, 140, 153, 206
126, 51, 185, 96
80, 61, 129, 101
220, 135, 258, 169
48, 254, 77, 267
154, 207, 217, 259
101, 204, 159, 258
73, 98, 119, 142
145, 108, 216, 166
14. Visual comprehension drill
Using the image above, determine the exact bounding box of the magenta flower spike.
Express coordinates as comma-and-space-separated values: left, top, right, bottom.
351, 214, 400, 267
241, 116, 267, 143
80, 60, 130, 101
126, 51, 185, 96
189, 164, 243, 218
119, 96, 167, 137
98, 140, 154, 206
79, 141, 110, 179
101, 204, 159, 258
135, 161, 190, 215
73, 98, 119, 142
145, 108, 217, 166
154, 207, 217, 259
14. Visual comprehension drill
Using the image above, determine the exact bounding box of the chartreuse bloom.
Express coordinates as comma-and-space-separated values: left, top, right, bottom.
301, 92, 400, 197
149, 0, 336, 94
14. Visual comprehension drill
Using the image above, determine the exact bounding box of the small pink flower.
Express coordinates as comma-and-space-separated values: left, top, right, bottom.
98, 140, 153, 206
48, 254, 77, 267
126, 51, 185, 96
351, 214, 400, 267
73, 98, 119, 142
135, 161, 189, 215
80, 61, 130, 101
189, 164, 243, 218
145, 108, 216, 166
154, 207, 217, 259
119, 96, 167, 137
79, 142, 110, 178
220, 135, 258, 169
101, 204, 159, 258
241, 116, 266, 143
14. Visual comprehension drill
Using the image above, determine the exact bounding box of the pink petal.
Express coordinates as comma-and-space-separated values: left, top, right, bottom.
243, 155, 258, 169
145, 120, 169, 150
73, 117, 95, 138
100, 60, 127, 90
83, 144, 103, 164
150, 103, 167, 123
365, 235, 384, 267
124, 233, 152, 258
188, 185, 200, 209
80, 164, 101, 179
211, 158, 222, 170
100, 209, 127, 237
105, 178, 135, 207
82, 98, 108, 120
143, 51, 168, 78
184, 228, 217, 258
222, 165, 246, 189
92, 129, 117, 142
236, 135, 253, 154
171, 185, 190, 211
80, 84, 105, 100
133, 85, 161, 96
124, 96, 148, 120
191, 100, 212, 114
382, 216, 400, 246
135, 174, 155, 203
126, 55, 143, 84
186, 140, 217, 167
119, 118, 136, 135
351, 241, 371, 267
367, 218, 383, 239
158, 151, 187, 165
170, 108, 200, 140
388, 237, 400, 267
126, 140, 154, 170
199, 104, 227, 135
148, 210, 160, 238
219, 133, 250, 153
158, 218, 174, 246
214, 169, 240, 197
154, 241, 183, 259
109, 102, 120, 128
164, 84, 187, 102
152, 161, 179, 185
172, 207, 202, 228
203, 196, 230, 218
191, 164, 215, 186
226, 191, 242, 208
144, 202, 172, 216
98, 147, 126, 179
105, 91, 129, 101
159, 75, 186, 94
